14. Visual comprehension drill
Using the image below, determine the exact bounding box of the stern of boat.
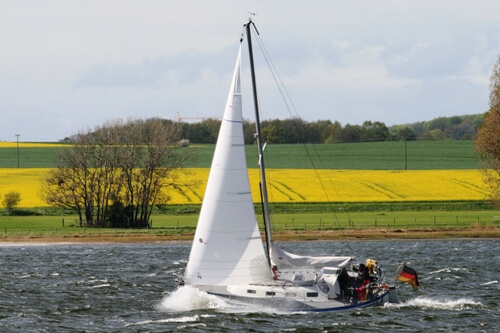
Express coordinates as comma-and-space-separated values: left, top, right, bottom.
387, 285, 400, 304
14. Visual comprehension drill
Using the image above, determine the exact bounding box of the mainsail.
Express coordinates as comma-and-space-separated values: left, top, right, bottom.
184, 46, 270, 286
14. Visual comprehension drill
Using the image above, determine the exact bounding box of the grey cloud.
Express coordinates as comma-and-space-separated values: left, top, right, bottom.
75, 48, 234, 88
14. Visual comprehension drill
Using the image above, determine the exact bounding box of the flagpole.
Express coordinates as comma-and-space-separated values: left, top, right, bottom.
394, 262, 406, 286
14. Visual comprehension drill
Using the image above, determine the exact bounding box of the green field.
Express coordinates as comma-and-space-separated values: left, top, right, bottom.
1, 210, 499, 237
2, 140, 497, 240
0, 140, 481, 169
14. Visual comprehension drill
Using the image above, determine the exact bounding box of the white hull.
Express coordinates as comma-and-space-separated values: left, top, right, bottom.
190, 283, 394, 312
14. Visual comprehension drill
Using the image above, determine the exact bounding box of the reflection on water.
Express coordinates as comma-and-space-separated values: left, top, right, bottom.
0, 240, 498, 332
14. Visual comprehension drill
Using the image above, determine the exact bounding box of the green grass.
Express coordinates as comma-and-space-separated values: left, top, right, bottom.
1, 209, 498, 238
266, 211, 500, 231
0, 141, 480, 169
0, 147, 63, 168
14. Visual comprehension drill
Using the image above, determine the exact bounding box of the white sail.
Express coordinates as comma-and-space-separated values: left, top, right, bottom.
270, 243, 352, 269
184, 46, 270, 286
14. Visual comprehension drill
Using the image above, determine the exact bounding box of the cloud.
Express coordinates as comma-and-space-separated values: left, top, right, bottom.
75, 49, 235, 89
2, 0, 500, 142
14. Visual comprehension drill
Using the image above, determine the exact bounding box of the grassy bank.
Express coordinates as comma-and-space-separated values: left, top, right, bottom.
1, 209, 498, 243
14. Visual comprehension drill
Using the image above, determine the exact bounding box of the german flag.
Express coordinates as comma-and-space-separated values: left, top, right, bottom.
397, 265, 419, 290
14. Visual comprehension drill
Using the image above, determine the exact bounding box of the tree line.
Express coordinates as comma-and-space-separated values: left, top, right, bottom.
62, 114, 484, 145
173, 114, 484, 145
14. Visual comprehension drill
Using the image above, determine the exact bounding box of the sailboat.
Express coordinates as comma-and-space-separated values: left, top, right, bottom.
183, 19, 400, 312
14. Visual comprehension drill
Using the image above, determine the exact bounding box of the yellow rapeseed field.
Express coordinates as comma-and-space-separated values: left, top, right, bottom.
0, 168, 489, 208
0, 168, 49, 207
0, 142, 68, 148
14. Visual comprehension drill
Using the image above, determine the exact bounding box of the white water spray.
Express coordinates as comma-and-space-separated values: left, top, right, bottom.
158, 286, 227, 312
386, 297, 483, 311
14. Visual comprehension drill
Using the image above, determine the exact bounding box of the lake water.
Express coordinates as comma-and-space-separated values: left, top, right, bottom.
0, 239, 498, 332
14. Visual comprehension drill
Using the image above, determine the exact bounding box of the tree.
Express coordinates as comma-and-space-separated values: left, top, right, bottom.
391, 126, 416, 141
419, 129, 444, 141
243, 119, 256, 144
117, 118, 188, 228
360, 121, 390, 142
42, 122, 123, 226
322, 121, 342, 143
339, 124, 362, 143
2, 191, 21, 215
475, 55, 500, 206
42, 118, 190, 227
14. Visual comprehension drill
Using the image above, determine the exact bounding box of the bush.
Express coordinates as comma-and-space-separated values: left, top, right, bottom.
2, 191, 21, 215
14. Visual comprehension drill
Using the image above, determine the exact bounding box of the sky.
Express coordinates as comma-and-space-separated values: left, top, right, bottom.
1, 0, 500, 142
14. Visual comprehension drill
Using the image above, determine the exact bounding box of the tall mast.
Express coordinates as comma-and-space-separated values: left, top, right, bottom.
245, 19, 273, 263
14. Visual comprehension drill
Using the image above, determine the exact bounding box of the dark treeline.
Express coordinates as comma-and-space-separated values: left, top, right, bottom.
174, 113, 484, 144
62, 114, 484, 145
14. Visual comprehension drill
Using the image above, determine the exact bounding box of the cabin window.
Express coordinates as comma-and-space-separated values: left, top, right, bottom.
306, 292, 319, 298
247, 289, 256, 294
266, 291, 276, 296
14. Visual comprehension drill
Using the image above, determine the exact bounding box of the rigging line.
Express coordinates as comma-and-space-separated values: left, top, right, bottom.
253, 31, 369, 256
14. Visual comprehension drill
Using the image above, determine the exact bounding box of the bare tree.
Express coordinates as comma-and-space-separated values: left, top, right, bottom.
43, 130, 100, 225
117, 119, 188, 227
475, 55, 500, 206
43, 118, 189, 227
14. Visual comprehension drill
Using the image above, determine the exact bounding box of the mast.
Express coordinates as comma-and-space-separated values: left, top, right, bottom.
245, 19, 273, 264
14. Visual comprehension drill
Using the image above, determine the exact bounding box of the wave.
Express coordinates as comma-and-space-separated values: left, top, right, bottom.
89, 284, 111, 289
124, 315, 212, 328
480, 280, 498, 286
428, 267, 469, 275
158, 286, 227, 312
386, 297, 483, 311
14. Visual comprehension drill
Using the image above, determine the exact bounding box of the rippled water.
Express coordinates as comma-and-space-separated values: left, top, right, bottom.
0, 240, 498, 332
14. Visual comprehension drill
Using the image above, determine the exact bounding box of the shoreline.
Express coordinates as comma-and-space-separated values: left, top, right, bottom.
1, 227, 498, 244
